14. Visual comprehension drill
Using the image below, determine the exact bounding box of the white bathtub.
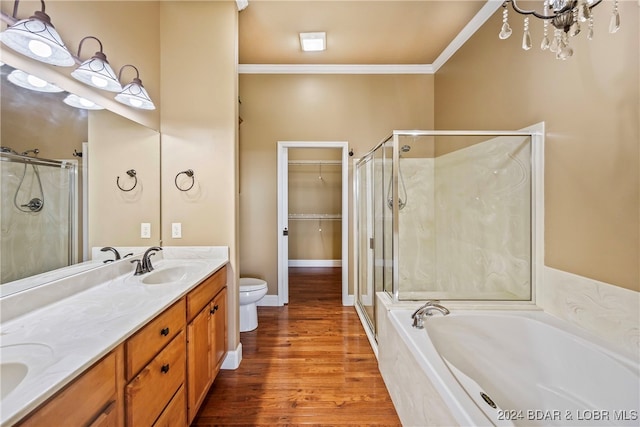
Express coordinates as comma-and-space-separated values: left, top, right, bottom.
385, 309, 640, 426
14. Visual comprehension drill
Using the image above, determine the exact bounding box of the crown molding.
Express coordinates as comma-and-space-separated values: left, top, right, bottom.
238, 64, 434, 74
431, 0, 502, 72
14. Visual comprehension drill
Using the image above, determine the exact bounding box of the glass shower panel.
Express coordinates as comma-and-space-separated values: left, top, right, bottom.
356, 156, 374, 332
396, 134, 532, 301
1, 155, 75, 283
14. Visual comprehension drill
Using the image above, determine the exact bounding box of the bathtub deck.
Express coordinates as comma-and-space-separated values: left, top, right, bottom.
192, 267, 401, 426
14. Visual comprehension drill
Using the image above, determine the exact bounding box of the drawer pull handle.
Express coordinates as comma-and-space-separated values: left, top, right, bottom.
210, 304, 219, 314
160, 327, 170, 336
161, 364, 170, 374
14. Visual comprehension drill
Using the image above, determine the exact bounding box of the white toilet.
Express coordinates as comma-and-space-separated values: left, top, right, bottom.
239, 277, 268, 332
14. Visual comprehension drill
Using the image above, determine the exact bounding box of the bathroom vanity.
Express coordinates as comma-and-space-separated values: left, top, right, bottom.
0, 247, 229, 427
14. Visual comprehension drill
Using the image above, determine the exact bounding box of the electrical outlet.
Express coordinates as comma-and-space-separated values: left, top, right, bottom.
172, 222, 182, 238
141, 223, 151, 239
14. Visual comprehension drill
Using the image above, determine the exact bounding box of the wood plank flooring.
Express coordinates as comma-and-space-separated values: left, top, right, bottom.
192, 267, 401, 426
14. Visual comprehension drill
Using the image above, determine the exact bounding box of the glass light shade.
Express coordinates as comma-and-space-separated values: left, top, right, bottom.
0, 11, 75, 67
71, 52, 122, 92
63, 94, 104, 110
115, 79, 155, 110
7, 69, 63, 93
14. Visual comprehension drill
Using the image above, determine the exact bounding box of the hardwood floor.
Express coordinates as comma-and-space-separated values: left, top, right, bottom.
192, 267, 401, 426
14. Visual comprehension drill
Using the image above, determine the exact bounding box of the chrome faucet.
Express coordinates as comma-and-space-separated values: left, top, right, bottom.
411, 300, 450, 329
141, 246, 163, 273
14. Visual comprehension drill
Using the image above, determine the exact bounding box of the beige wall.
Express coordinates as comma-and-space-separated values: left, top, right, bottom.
160, 1, 239, 350
88, 111, 161, 248
435, 2, 639, 291
239, 74, 434, 295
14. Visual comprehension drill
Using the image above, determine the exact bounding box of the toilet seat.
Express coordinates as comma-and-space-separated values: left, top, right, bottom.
240, 277, 267, 292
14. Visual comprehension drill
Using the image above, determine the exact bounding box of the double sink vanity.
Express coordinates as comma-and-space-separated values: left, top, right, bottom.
0, 246, 229, 427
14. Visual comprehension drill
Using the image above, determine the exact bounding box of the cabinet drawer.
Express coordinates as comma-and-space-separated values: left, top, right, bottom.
18, 349, 119, 427
186, 266, 226, 321
126, 330, 185, 427
126, 299, 186, 380
153, 385, 187, 427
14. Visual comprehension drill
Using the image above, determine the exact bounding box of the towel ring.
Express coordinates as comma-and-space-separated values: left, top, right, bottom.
175, 169, 195, 192
116, 169, 137, 192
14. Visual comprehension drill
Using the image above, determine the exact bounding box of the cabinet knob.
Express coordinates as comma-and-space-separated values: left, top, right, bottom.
160, 327, 170, 336
210, 304, 219, 314
161, 364, 170, 374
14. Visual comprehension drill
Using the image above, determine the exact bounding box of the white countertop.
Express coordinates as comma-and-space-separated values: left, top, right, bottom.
0, 246, 229, 426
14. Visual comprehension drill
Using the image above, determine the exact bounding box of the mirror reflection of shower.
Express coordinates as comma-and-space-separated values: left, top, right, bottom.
1, 147, 45, 213
386, 144, 410, 210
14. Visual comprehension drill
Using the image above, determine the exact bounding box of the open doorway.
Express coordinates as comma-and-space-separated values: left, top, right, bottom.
277, 141, 349, 306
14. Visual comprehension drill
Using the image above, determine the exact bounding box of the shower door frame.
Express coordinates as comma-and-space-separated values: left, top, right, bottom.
277, 141, 350, 306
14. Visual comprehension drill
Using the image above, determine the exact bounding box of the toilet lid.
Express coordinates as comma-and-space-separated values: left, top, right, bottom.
239, 277, 267, 291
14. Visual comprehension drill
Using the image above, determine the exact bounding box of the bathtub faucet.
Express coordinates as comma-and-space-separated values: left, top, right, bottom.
411, 300, 450, 329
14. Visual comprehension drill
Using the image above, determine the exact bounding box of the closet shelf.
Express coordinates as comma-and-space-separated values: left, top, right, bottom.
288, 160, 341, 165
289, 213, 342, 220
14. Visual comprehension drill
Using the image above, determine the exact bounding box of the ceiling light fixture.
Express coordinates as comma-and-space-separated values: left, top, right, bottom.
299, 32, 326, 52
0, 0, 75, 66
7, 69, 63, 92
71, 36, 122, 92
500, 0, 620, 60
114, 64, 155, 110
63, 94, 104, 110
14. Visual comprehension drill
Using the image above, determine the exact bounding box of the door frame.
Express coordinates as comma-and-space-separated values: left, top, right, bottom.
277, 141, 350, 306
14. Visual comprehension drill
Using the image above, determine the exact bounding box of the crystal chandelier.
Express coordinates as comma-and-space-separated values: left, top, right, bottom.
499, 0, 621, 60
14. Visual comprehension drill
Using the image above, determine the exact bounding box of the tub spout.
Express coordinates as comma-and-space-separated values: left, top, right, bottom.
411, 300, 449, 329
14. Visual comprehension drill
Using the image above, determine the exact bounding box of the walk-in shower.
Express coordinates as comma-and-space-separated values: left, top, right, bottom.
1, 150, 78, 283
355, 127, 544, 340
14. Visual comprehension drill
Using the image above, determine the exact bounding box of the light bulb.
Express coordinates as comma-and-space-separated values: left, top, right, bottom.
28, 39, 52, 58
26, 74, 47, 88
90, 75, 108, 88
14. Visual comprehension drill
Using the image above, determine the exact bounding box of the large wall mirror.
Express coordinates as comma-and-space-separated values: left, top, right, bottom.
0, 62, 160, 292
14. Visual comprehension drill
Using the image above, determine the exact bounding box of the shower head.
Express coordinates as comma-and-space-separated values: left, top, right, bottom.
400, 145, 411, 153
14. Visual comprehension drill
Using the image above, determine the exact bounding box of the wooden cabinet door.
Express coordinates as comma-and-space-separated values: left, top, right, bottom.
210, 288, 228, 374
187, 305, 212, 424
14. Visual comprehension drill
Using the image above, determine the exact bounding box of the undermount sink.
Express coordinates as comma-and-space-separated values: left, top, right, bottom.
141, 266, 192, 284
0, 343, 54, 400
0, 363, 28, 399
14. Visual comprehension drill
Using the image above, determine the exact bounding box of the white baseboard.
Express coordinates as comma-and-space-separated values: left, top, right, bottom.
288, 259, 342, 267
343, 294, 355, 306
221, 342, 242, 370
257, 295, 280, 306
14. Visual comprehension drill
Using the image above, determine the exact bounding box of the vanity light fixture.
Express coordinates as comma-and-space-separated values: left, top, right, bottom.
71, 36, 122, 92
0, 0, 75, 66
114, 64, 155, 110
299, 32, 326, 52
7, 69, 63, 93
63, 94, 104, 110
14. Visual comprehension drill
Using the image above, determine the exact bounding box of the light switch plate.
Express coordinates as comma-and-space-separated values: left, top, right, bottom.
172, 222, 182, 238
141, 223, 151, 239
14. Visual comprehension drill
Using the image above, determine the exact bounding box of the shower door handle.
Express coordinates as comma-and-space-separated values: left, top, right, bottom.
283, 227, 288, 236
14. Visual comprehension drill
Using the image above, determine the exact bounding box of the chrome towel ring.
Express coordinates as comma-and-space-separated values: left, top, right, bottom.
175, 169, 195, 192
116, 169, 137, 192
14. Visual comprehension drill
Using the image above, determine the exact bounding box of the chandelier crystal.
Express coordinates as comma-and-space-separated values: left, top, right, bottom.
499, 0, 620, 60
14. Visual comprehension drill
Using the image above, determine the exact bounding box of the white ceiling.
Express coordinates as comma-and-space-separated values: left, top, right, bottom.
238, 0, 501, 71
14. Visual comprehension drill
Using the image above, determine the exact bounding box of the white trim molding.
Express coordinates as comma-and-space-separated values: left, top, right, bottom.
221, 342, 242, 370
239, 64, 434, 75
